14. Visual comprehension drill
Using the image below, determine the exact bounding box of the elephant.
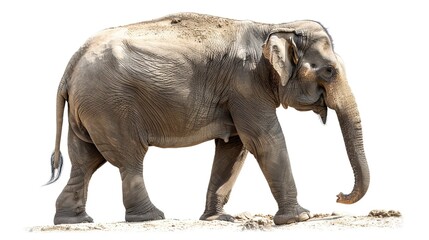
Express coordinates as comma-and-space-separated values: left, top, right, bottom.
46, 12, 369, 225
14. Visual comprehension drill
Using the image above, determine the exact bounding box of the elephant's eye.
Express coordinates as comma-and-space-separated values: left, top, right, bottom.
319, 65, 336, 81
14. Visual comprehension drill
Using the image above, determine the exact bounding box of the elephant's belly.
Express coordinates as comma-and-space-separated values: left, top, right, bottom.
149, 123, 237, 148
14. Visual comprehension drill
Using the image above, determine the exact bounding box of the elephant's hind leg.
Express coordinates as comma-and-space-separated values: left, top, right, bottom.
200, 136, 247, 222
54, 129, 106, 225
95, 139, 164, 222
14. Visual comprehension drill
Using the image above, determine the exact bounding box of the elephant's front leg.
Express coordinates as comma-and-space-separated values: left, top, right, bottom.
232, 109, 311, 225
200, 136, 248, 222
255, 142, 312, 225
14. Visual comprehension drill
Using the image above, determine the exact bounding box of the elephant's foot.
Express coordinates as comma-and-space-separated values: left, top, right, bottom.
54, 211, 94, 225
273, 204, 312, 225
125, 207, 165, 222
200, 212, 235, 222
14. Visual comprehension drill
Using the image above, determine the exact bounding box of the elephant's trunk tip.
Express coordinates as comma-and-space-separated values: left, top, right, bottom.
336, 192, 353, 204
336, 187, 368, 204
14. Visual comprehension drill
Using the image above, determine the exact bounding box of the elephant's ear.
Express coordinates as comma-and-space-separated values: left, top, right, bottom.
263, 31, 299, 86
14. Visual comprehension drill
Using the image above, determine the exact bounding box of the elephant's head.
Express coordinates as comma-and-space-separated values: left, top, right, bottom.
263, 21, 369, 204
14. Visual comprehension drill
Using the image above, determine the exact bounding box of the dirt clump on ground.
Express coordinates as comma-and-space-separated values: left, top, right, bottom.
368, 209, 401, 218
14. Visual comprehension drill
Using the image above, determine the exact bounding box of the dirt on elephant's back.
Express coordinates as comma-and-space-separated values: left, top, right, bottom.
30, 210, 401, 232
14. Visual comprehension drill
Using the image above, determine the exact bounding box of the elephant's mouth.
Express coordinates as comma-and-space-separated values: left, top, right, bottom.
295, 94, 328, 124
312, 97, 328, 124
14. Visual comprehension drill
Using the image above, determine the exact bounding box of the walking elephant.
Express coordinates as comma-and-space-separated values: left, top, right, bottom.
46, 12, 369, 225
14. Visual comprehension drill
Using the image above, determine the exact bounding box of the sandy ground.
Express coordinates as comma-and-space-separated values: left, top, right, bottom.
28, 210, 402, 237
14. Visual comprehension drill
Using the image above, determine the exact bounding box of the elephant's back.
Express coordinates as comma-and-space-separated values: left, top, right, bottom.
121, 12, 250, 46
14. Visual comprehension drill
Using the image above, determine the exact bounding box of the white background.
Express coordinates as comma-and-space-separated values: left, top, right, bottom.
1, 0, 428, 238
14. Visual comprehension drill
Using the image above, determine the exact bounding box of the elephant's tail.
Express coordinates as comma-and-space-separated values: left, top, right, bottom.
44, 83, 67, 186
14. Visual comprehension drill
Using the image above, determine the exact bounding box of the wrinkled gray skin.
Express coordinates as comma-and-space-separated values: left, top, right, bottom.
47, 13, 369, 225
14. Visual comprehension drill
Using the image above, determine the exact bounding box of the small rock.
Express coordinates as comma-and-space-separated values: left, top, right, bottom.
235, 212, 254, 221
171, 18, 181, 24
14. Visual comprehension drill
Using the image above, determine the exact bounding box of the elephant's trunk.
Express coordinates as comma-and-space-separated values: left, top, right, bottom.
322, 58, 369, 204
334, 93, 370, 204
